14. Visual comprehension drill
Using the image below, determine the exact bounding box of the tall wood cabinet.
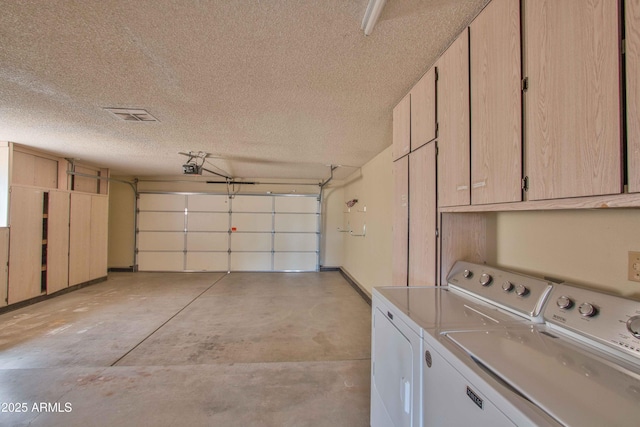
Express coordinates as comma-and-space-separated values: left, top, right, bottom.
392, 156, 409, 286
392, 94, 411, 161
411, 68, 437, 151
7, 187, 44, 304
437, 29, 470, 207
391, 0, 638, 287
90, 195, 109, 279
0, 228, 7, 307
2, 144, 109, 307
470, 0, 522, 205
409, 143, 437, 286
69, 193, 108, 286
627, 0, 640, 193
7, 187, 70, 304
46, 190, 70, 294
523, 0, 622, 200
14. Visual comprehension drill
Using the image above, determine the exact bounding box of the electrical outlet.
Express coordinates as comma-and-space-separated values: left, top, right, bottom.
629, 251, 640, 283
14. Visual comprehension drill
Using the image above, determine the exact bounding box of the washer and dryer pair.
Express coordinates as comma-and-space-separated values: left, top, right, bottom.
371, 261, 640, 426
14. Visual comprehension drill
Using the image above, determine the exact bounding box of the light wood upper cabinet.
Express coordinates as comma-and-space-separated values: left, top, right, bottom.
437, 29, 471, 207
470, 0, 522, 205
627, 0, 640, 193
393, 93, 411, 161
409, 143, 437, 286
11, 150, 59, 189
411, 68, 437, 151
392, 156, 409, 286
523, 0, 622, 200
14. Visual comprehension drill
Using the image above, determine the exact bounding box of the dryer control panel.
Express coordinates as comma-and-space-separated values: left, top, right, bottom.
545, 283, 640, 362
447, 261, 553, 323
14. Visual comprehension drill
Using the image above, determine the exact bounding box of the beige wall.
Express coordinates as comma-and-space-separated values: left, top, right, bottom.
108, 180, 136, 269
320, 185, 344, 268
339, 147, 393, 295
493, 209, 640, 299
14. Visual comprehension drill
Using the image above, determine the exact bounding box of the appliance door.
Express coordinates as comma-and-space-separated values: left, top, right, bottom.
371, 307, 415, 427
446, 328, 640, 427
423, 336, 517, 427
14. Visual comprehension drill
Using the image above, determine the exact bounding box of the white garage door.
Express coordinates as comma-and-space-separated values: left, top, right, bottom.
137, 193, 319, 272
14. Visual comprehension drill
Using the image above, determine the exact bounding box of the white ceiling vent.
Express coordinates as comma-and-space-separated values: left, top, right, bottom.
103, 108, 159, 122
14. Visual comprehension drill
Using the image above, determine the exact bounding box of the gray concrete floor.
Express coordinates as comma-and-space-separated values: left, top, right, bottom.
0, 271, 372, 427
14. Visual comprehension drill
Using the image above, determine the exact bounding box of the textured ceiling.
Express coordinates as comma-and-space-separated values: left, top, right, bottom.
0, 0, 489, 180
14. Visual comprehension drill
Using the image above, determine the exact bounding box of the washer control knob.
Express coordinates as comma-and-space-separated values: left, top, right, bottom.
502, 281, 514, 292
578, 302, 598, 318
626, 316, 640, 339
556, 296, 573, 310
463, 269, 473, 279
479, 273, 492, 286
515, 284, 529, 296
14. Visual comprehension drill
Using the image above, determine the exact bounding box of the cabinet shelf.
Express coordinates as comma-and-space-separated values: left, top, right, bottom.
438, 193, 640, 214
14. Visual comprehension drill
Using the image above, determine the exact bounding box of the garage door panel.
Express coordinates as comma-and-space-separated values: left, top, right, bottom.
187, 194, 229, 211
231, 196, 272, 212
139, 194, 185, 211
230, 252, 272, 271
187, 212, 228, 231
232, 213, 272, 232
274, 214, 317, 232
138, 252, 184, 271
231, 233, 272, 251
274, 233, 317, 251
274, 196, 317, 213
186, 232, 228, 251
138, 212, 185, 231
186, 252, 228, 271
274, 253, 317, 271
137, 193, 318, 272
138, 232, 184, 251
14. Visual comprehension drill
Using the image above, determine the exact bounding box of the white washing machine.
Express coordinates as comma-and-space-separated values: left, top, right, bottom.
371, 261, 553, 427
434, 281, 640, 426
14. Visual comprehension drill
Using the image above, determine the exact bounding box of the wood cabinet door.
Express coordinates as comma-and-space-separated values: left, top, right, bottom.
8, 186, 43, 304
411, 68, 437, 151
409, 143, 437, 286
392, 156, 409, 286
437, 29, 471, 207
523, 0, 622, 200
392, 94, 411, 161
69, 192, 92, 286
627, 0, 640, 193
470, 0, 522, 205
47, 191, 70, 294
90, 195, 108, 280
0, 228, 8, 307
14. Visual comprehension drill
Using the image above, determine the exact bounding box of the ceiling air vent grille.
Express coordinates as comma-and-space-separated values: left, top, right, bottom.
103, 108, 159, 122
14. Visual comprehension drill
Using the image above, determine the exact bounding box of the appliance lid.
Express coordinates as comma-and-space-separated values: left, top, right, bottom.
445, 328, 640, 427
374, 287, 533, 332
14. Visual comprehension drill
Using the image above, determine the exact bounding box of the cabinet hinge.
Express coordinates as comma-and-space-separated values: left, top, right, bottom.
435, 122, 439, 136
521, 77, 528, 92
521, 176, 529, 191
622, 39, 626, 55
435, 68, 439, 82
435, 228, 439, 238
435, 145, 439, 156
